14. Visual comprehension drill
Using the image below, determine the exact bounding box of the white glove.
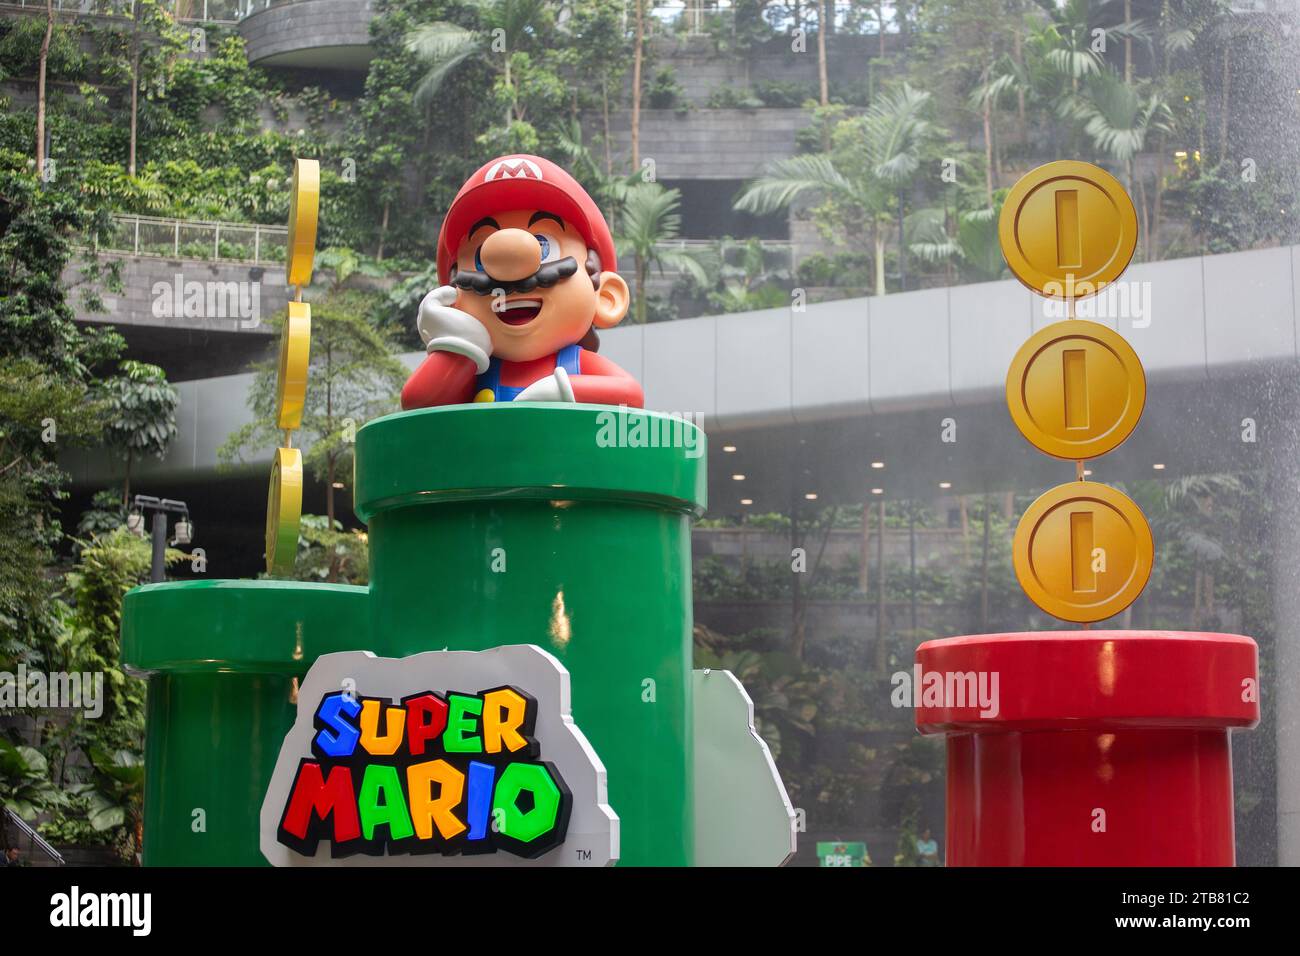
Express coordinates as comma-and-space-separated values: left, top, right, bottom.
417, 285, 491, 373
515, 366, 576, 403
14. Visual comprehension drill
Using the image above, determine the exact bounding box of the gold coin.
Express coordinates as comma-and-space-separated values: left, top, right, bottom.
265, 447, 303, 576
276, 301, 312, 431
1006, 319, 1146, 460
998, 160, 1138, 298
285, 158, 320, 288
1013, 481, 1153, 623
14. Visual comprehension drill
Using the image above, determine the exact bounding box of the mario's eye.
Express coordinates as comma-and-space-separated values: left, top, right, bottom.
474, 245, 484, 272
534, 233, 561, 263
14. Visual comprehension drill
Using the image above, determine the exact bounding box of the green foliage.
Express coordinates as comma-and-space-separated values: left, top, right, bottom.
616, 181, 715, 323
293, 514, 370, 585
0, 739, 65, 822
646, 67, 683, 109
0, 18, 88, 84
0, 169, 125, 645
96, 359, 179, 499
61, 528, 180, 743
220, 276, 407, 523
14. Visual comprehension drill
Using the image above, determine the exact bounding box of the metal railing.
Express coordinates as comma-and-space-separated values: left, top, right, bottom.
2, 808, 65, 866
94, 216, 795, 280
100, 214, 287, 266
652, 237, 795, 275
0, 0, 243, 24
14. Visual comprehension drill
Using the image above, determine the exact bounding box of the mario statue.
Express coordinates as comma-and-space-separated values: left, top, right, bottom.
400, 155, 644, 410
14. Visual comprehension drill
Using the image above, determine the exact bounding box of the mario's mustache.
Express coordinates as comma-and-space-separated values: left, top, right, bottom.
451, 256, 579, 296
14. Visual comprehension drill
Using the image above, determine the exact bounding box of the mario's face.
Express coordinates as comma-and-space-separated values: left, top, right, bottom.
450, 208, 630, 363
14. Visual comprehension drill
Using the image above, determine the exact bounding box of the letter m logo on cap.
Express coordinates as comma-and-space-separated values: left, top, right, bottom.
484, 158, 544, 182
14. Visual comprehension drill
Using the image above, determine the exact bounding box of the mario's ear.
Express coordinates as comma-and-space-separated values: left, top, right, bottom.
592, 271, 630, 328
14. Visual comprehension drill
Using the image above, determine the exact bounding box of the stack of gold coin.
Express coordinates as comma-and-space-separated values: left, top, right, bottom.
266, 158, 319, 575
998, 161, 1153, 624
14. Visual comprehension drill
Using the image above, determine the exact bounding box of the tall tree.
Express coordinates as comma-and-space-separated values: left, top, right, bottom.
98, 359, 179, 507
615, 182, 713, 324
35, 0, 54, 177
220, 253, 407, 526
405, 0, 557, 126
736, 84, 940, 295
631, 0, 645, 170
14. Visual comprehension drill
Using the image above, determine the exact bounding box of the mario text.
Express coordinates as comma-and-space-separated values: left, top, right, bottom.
276, 685, 571, 860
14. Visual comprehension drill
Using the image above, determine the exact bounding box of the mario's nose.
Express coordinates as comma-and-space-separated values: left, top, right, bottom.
478, 228, 542, 282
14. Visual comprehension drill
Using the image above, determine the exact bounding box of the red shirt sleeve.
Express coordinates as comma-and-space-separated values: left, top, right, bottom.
400, 351, 477, 410
571, 350, 644, 408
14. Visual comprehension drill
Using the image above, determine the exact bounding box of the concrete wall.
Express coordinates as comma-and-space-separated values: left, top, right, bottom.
238, 0, 375, 70
600, 108, 812, 180
64, 251, 287, 336
61, 245, 1300, 487
648, 34, 889, 105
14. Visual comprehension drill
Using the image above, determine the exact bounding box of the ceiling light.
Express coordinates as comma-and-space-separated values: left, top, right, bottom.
939, 482, 952, 489
871, 461, 884, 469
804, 493, 818, 500
723, 445, 736, 452
732, 474, 745, 481
1153, 463, 1166, 471
871, 488, 883, 495
740, 498, 753, 506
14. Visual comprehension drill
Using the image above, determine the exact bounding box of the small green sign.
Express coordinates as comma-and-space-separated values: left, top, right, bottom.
817, 841, 870, 867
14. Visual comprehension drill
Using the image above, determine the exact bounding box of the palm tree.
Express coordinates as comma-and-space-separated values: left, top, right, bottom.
1063, 68, 1172, 251
734, 83, 939, 296
35, 0, 53, 177
631, 0, 645, 169
969, 59, 1020, 203
907, 203, 1004, 285
1035, 0, 1104, 94
615, 182, 714, 324
405, 0, 555, 125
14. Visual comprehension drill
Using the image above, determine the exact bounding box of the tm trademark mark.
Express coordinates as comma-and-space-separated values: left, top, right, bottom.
576, 848, 592, 861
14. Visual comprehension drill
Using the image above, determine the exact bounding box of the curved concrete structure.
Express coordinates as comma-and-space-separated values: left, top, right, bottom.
238, 0, 376, 71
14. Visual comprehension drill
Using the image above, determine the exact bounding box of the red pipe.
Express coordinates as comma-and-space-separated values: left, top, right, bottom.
914, 631, 1259, 866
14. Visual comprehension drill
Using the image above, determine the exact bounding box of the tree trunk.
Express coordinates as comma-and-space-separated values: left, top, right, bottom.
873, 499, 887, 671
129, 5, 143, 177
631, 0, 644, 171
504, 55, 514, 127
35, 0, 53, 175
959, 494, 970, 560
123, 448, 133, 510
982, 92, 994, 205
873, 227, 886, 296
908, 506, 917, 635
1014, 12, 1026, 144
326, 455, 336, 526
817, 0, 829, 107
858, 499, 871, 593
980, 495, 990, 631
1219, 43, 1231, 163
791, 509, 805, 660
635, 253, 648, 324
1124, 0, 1132, 83
601, 76, 613, 176
376, 200, 390, 261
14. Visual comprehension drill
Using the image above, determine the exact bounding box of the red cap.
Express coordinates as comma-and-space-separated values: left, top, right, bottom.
436, 155, 616, 285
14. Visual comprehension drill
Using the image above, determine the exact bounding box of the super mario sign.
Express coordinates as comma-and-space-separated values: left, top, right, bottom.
260, 646, 619, 867
400, 154, 643, 410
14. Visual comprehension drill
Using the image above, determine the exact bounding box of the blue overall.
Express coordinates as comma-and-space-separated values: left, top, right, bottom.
474, 343, 582, 402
